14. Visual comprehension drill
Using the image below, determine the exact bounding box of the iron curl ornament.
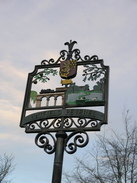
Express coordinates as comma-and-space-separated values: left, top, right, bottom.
65, 131, 89, 154
34, 130, 89, 155
35, 132, 56, 154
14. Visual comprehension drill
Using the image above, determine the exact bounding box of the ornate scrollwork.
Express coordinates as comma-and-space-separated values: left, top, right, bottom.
39, 119, 49, 128
41, 58, 57, 65
59, 50, 68, 61
64, 118, 74, 128
65, 131, 89, 154
35, 132, 56, 154
26, 118, 63, 131
35, 130, 89, 154
89, 119, 99, 127
84, 55, 99, 61
63, 117, 99, 129
40, 40, 99, 65
52, 118, 62, 128
77, 118, 87, 127
27, 119, 50, 130
25, 117, 100, 132
77, 118, 99, 128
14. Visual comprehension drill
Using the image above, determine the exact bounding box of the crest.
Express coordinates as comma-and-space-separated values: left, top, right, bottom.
59, 59, 77, 79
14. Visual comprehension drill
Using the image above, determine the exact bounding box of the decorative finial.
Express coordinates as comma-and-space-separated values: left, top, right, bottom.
64, 40, 77, 52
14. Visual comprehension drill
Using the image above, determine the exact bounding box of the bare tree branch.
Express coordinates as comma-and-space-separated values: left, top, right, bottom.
63, 111, 137, 183
0, 154, 15, 183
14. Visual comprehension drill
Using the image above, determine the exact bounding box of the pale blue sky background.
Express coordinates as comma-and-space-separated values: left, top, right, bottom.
0, 0, 137, 183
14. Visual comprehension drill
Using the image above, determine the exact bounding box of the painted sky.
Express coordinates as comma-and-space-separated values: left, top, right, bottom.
0, 0, 137, 183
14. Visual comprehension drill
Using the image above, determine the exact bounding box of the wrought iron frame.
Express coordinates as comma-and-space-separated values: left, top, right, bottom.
20, 40, 109, 183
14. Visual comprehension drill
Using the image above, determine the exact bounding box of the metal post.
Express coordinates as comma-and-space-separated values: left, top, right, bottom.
52, 131, 67, 183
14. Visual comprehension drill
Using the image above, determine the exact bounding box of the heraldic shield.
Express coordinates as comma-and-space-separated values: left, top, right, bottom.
59, 60, 77, 79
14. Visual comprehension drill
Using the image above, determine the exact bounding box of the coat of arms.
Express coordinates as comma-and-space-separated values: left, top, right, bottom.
59, 59, 77, 79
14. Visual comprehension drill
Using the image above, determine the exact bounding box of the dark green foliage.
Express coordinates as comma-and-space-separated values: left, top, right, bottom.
33, 68, 58, 84
93, 78, 104, 92
30, 91, 38, 104
83, 64, 105, 82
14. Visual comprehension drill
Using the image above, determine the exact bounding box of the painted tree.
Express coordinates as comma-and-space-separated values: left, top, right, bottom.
0, 154, 15, 183
63, 111, 137, 183
32, 68, 58, 84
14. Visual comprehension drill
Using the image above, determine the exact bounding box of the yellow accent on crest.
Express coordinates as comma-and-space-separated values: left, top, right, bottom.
61, 79, 73, 85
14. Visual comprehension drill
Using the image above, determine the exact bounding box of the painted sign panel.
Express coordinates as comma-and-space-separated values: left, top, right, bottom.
65, 83, 104, 106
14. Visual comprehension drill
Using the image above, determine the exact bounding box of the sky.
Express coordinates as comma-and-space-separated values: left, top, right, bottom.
0, 0, 137, 183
